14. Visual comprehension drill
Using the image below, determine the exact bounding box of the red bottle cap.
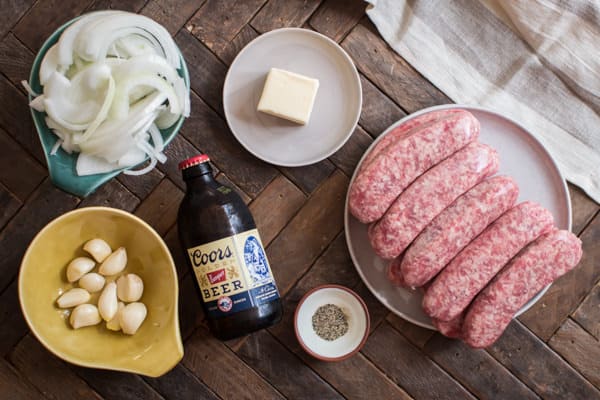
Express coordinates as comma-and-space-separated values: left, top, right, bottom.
178, 154, 210, 170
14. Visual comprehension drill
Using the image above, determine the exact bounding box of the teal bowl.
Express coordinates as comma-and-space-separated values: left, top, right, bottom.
28, 16, 190, 197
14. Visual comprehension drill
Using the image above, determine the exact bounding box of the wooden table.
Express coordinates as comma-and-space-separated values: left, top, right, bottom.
2, 1, 599, 399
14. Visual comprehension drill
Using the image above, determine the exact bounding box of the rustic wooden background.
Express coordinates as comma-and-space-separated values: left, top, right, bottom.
1, 0, 600, 399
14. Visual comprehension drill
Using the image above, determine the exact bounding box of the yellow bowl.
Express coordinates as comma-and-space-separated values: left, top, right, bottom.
18, 207, 183, 377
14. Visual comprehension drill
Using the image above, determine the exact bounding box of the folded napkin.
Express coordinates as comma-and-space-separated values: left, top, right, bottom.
366, 0, 600, 203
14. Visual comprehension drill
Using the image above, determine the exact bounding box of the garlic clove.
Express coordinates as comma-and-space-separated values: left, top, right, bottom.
116, 273, 144, 302
66, 257, 96, 282
78, 273, 105, 293
106, 302, 125, 331
98, 247, 127, 276
56, 288, 91, 308
119, 302, 147, 335
83, 238, 112, 263
98, 282, 118, 321
70, 304, 101, 329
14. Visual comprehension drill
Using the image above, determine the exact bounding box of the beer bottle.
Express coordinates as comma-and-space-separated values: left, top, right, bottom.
177, 154, 282, 340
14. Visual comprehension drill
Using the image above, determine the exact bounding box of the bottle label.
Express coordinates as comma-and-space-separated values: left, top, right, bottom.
186, 229, 280, 318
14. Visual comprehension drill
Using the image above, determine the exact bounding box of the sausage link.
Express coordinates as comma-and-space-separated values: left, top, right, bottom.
463, 230, 582, 348
349, 110, 479, 223
422, 202, 554, 322
401, 176, 519, 287
369, 142, 499, 259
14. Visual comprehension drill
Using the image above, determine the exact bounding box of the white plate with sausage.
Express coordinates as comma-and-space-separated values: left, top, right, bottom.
344, 105, 571, 330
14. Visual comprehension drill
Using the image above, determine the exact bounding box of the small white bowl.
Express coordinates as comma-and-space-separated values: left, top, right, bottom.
294, 285, 370, 361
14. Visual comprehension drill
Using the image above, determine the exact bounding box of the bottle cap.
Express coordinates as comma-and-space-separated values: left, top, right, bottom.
178, 154, 210, 170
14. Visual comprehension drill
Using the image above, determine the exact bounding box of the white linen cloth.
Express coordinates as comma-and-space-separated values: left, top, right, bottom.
366, 0, 600, 203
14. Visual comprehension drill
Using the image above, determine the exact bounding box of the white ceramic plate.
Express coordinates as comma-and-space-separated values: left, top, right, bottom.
223, 28, 362, 167
344, 105, 572, 330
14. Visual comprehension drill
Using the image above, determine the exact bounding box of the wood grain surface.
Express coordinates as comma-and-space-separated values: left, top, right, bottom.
1, 1, 598, 399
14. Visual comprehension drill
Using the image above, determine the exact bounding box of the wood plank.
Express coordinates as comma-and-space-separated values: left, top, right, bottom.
13, 0, 93, 52
342, 24, 450, 114
358, 74, 407, 137
0, 0, 35, 40
219, 25, 259, 65
0, 75, 44, 163
183, 326, 284, 400
362, 322, 475, 399
141, 0, 204, 36
572, 283, 600, 340
86, 0, 148, 12
143, 364, 219, 400
352, 281, 390, 333
519, 211, 600, 340
549, 318, 600, 388
178, 273, 206, 340
268, 234, 410, 399
175, 29, 227, 116
424, 334, 540, 400
0, 280, 29, 356
0, 183, 21, 230
249, 174, 306, 247
308, 0, 365, 42
279, 160, 335, 194
237, 330, 342, 399
116, 168, 164, 199
0, 179, 79, 292
328, 125, 373, 177
134, 178, 183, 236
181, 92, 278, 197
0, 128, 46, 201
78, 179, 139, 212
386, 314, 435, 349
9, 334, 102, 400
187, 0, 266, 56
569, 183, 599, 235
487, 319, 600, 399
157, 134, 204, 191
266, 170, 348, 295
0, 357, 43, 400
163, 224, 188, 280
72, 367, 163, 400
215, 172, 252, 204
251, 0, 322, 33
0, 33, 35, 90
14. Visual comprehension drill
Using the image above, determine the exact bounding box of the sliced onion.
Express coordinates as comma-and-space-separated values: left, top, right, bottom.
27, 10, 189, 176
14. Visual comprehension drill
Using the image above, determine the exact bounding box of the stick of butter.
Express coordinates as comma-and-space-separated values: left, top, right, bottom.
257, 68, 319, 125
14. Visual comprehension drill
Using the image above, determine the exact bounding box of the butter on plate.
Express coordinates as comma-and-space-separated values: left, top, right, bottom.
257, 68, 319, 125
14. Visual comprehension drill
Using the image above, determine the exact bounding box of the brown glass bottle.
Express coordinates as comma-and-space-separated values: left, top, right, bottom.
177, 154, 282, 340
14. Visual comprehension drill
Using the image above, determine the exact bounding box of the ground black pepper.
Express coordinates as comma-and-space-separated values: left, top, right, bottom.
312, 303, 349, 341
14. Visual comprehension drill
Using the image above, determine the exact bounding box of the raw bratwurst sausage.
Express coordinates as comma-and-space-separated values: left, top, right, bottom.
422, 201, 554, 322
349, 110, 479, 223
358, 109, 464, 173
401, 176, 519, 287
463, 229, 582, 348
369, 142, 499, 260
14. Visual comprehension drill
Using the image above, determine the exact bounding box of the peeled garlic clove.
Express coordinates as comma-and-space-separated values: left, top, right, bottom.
116, 273, 144, 302
70, 304, 101, 329
56, 288, 91, 308
83, 238, 112, 263
98, 282, 118, 321
119, 302, 147, 335
106, 302, 125, 331
66, 257, 96, 282
78, 273, 105, 293
98, 247, 127, 276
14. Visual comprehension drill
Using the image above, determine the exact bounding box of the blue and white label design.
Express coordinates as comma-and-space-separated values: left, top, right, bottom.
244, 236, 271, 284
